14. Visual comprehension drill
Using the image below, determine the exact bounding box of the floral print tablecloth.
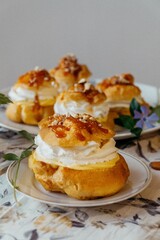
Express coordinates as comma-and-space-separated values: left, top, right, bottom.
1, 127, 160, 240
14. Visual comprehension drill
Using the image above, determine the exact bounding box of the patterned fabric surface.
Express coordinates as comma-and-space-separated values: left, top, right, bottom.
0, 127, 160, 240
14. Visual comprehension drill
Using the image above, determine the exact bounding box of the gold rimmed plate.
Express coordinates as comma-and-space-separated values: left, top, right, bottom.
6, 151, 152, 207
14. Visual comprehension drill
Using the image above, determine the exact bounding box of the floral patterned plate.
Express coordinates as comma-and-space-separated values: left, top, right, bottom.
0, 83, 160, 139
6, 151, 152, 207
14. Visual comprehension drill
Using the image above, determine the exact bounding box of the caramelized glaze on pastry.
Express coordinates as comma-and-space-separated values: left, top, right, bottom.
50, 54, 91, 91
96, 73, 144, 102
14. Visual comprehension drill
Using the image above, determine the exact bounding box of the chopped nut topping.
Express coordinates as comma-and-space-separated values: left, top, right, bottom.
18, 69, 53, 88
48, 113, 97, 127
44, 77, 49, 81
72, 113, 79, 118
101, 73, 134, 88
84, 82, 91, 91
58, 54, 81, 75
73, 79, 93, 93
79, 78, 86, 83
41, 113, 110, 140
34, 66, 41, 71
67, 79, 106, 104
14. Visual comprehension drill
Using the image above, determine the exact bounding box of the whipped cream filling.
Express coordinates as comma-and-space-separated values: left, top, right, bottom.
54, 100, 109, 118
34, 135, 118, 166
107, 101, 130, 109
107, 96, 143, 109
8, 86, 58, 102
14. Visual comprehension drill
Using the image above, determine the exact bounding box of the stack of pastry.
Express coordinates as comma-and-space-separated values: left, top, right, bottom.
6, 67, 59, 125
50, 54, 91, 92
96, 73, 148, 129
54, 79, 109, 125
29, 113, 130, 200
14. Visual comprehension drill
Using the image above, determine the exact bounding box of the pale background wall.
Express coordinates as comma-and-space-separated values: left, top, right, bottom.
0, 0, 160, 89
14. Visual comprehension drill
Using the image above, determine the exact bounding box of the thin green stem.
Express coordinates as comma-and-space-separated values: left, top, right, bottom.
12, 143, 35, 204
25, 143, 35, 151
13, 158, 21, 204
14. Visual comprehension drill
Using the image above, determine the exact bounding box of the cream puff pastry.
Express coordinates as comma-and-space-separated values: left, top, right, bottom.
96, 73, 147, 129
54, 79, 109, 125
29, 113, 130, 200
6, 67, 59, 125
50, 54, 91, 92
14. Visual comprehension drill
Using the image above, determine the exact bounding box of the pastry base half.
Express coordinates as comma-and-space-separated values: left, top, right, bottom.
6, 102, 54, 125
28, 153, 130, 200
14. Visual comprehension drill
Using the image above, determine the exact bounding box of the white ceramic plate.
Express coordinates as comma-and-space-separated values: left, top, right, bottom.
0, 109, 38, 134
7, 151, 152, 207
0, 88, 39, 134
0, 83, 160, 139
115, 123, 160, 140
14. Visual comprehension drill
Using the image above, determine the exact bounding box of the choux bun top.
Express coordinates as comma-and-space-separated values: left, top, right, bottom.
15, 67, 57, 90
97, 73, 142, 102
99, 73, 135, 88
50, 54, 91, 91
54, 54, 82, 75
57, 79, 106, 104
39, 113, 114, 148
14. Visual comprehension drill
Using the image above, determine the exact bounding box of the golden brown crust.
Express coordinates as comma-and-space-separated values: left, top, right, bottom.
6, 102, 54, 125
39, 114, 114, 147
50, 54, 91, 90
56, 79, 106, 104
102, 84, 141, 102
98, 73, 135, 89
97, 73, 142, 102
15, 68, 57, 90
6, 103, 22, 123
29, 153, 129, 199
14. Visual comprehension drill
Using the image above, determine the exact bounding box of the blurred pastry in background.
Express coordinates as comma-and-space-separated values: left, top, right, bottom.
6, 67, 59, 125
50, 54, 91, 92
96, 73, 148, 129
29, 113, 130, 199
54, 79, 109, 126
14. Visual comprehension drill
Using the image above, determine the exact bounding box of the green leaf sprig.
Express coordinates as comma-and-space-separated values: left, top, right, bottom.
0, 93, 12, 104
3, 130, 35, 203
18, 130, 35, 144
114, 99, 143, 138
